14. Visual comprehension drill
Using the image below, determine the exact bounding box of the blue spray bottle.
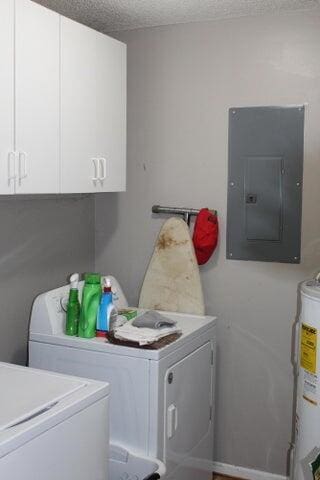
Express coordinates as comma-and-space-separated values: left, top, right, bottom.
96, 277, 117, 337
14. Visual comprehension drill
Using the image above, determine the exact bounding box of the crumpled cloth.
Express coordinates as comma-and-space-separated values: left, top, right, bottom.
132, 310, 176, 329
113, 320, 181, 346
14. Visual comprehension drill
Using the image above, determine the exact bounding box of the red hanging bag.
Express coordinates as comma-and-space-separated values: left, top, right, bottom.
192, 208, 219, 265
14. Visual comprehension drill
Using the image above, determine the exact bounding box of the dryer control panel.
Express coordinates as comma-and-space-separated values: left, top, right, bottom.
30, 276, 128, 336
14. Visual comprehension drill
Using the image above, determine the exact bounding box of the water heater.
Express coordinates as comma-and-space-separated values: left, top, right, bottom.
292, 279, 320, 480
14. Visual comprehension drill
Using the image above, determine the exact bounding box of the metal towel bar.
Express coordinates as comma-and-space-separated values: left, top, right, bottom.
152, 205, 217, 226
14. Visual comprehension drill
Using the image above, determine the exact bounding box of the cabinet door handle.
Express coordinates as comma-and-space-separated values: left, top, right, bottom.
18, 151, 27, 184
92, 158, 99, 182
7, 152, 16, 185
99, 158, 107, 181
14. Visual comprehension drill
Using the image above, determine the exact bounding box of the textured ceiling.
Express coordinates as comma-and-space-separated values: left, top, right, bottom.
33, 0, 320, 33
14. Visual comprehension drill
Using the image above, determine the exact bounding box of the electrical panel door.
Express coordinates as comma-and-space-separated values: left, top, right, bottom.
245, 156, 283, 242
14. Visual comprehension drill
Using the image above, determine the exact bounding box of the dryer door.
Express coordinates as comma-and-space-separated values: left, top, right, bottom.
164, 341, 213, 475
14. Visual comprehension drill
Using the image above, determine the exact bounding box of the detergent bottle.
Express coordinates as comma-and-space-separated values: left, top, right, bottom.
78, 273, 101, 338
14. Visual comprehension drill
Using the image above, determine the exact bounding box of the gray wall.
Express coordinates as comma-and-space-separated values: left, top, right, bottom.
0, 195, 94, 365
95, 12, 320, 475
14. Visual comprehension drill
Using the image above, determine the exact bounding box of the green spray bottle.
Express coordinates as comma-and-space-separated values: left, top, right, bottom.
66, 273, 80, 336
78, 273, 101, 338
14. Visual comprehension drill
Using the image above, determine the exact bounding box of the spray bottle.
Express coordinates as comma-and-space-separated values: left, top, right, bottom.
96, 277, 118, 337
66, 273, 80, 336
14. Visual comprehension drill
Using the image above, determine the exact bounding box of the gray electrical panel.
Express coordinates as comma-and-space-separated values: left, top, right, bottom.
227, 106, 304, 263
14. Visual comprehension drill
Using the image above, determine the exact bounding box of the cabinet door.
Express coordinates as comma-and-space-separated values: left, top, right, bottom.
0, 0, 14, 194
96, 34, 126, 192
15, 0, 60, 194
60, 17, 99, 194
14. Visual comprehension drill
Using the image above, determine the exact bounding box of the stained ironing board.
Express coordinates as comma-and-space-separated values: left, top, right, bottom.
138, 217, 205, 315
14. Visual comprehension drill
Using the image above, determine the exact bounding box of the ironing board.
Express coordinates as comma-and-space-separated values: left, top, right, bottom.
139, 217, 205, 315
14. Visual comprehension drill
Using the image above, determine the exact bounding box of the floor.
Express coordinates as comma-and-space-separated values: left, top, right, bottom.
213, 475, 241, 480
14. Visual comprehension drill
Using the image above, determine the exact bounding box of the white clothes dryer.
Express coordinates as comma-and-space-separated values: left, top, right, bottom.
28, 277, 216, 480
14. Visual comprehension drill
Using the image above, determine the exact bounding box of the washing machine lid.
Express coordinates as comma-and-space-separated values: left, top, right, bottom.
30, 310, 216, 360
0, 363, 87, 432
0, 363, 109, 458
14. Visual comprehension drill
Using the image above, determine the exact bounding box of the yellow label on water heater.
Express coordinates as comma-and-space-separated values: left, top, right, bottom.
301, 323, 317, 374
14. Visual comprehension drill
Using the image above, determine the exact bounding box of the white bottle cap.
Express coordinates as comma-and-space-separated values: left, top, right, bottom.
103, 276, 112, 289
70, 273, 79, 289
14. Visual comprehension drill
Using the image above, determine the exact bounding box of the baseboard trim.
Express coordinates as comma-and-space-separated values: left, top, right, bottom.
212, 461, 288, 480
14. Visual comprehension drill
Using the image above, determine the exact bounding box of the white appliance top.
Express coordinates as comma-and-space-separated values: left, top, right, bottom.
31, 309, 216, 360
0, 363, 109, 458
301, 279, 320, 301
29, 277, 216, 360
0, 363, 85, 431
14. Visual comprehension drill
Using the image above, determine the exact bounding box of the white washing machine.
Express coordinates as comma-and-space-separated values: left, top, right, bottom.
0, 362, 109, 480
28, 277, 216, 480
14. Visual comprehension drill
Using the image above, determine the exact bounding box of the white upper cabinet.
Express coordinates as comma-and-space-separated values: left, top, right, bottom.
15, 0, 60, 194
96, 32, 127, 192
0, 0, 14, 194
0, 1, 126, 195
60, 17, 127, 193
